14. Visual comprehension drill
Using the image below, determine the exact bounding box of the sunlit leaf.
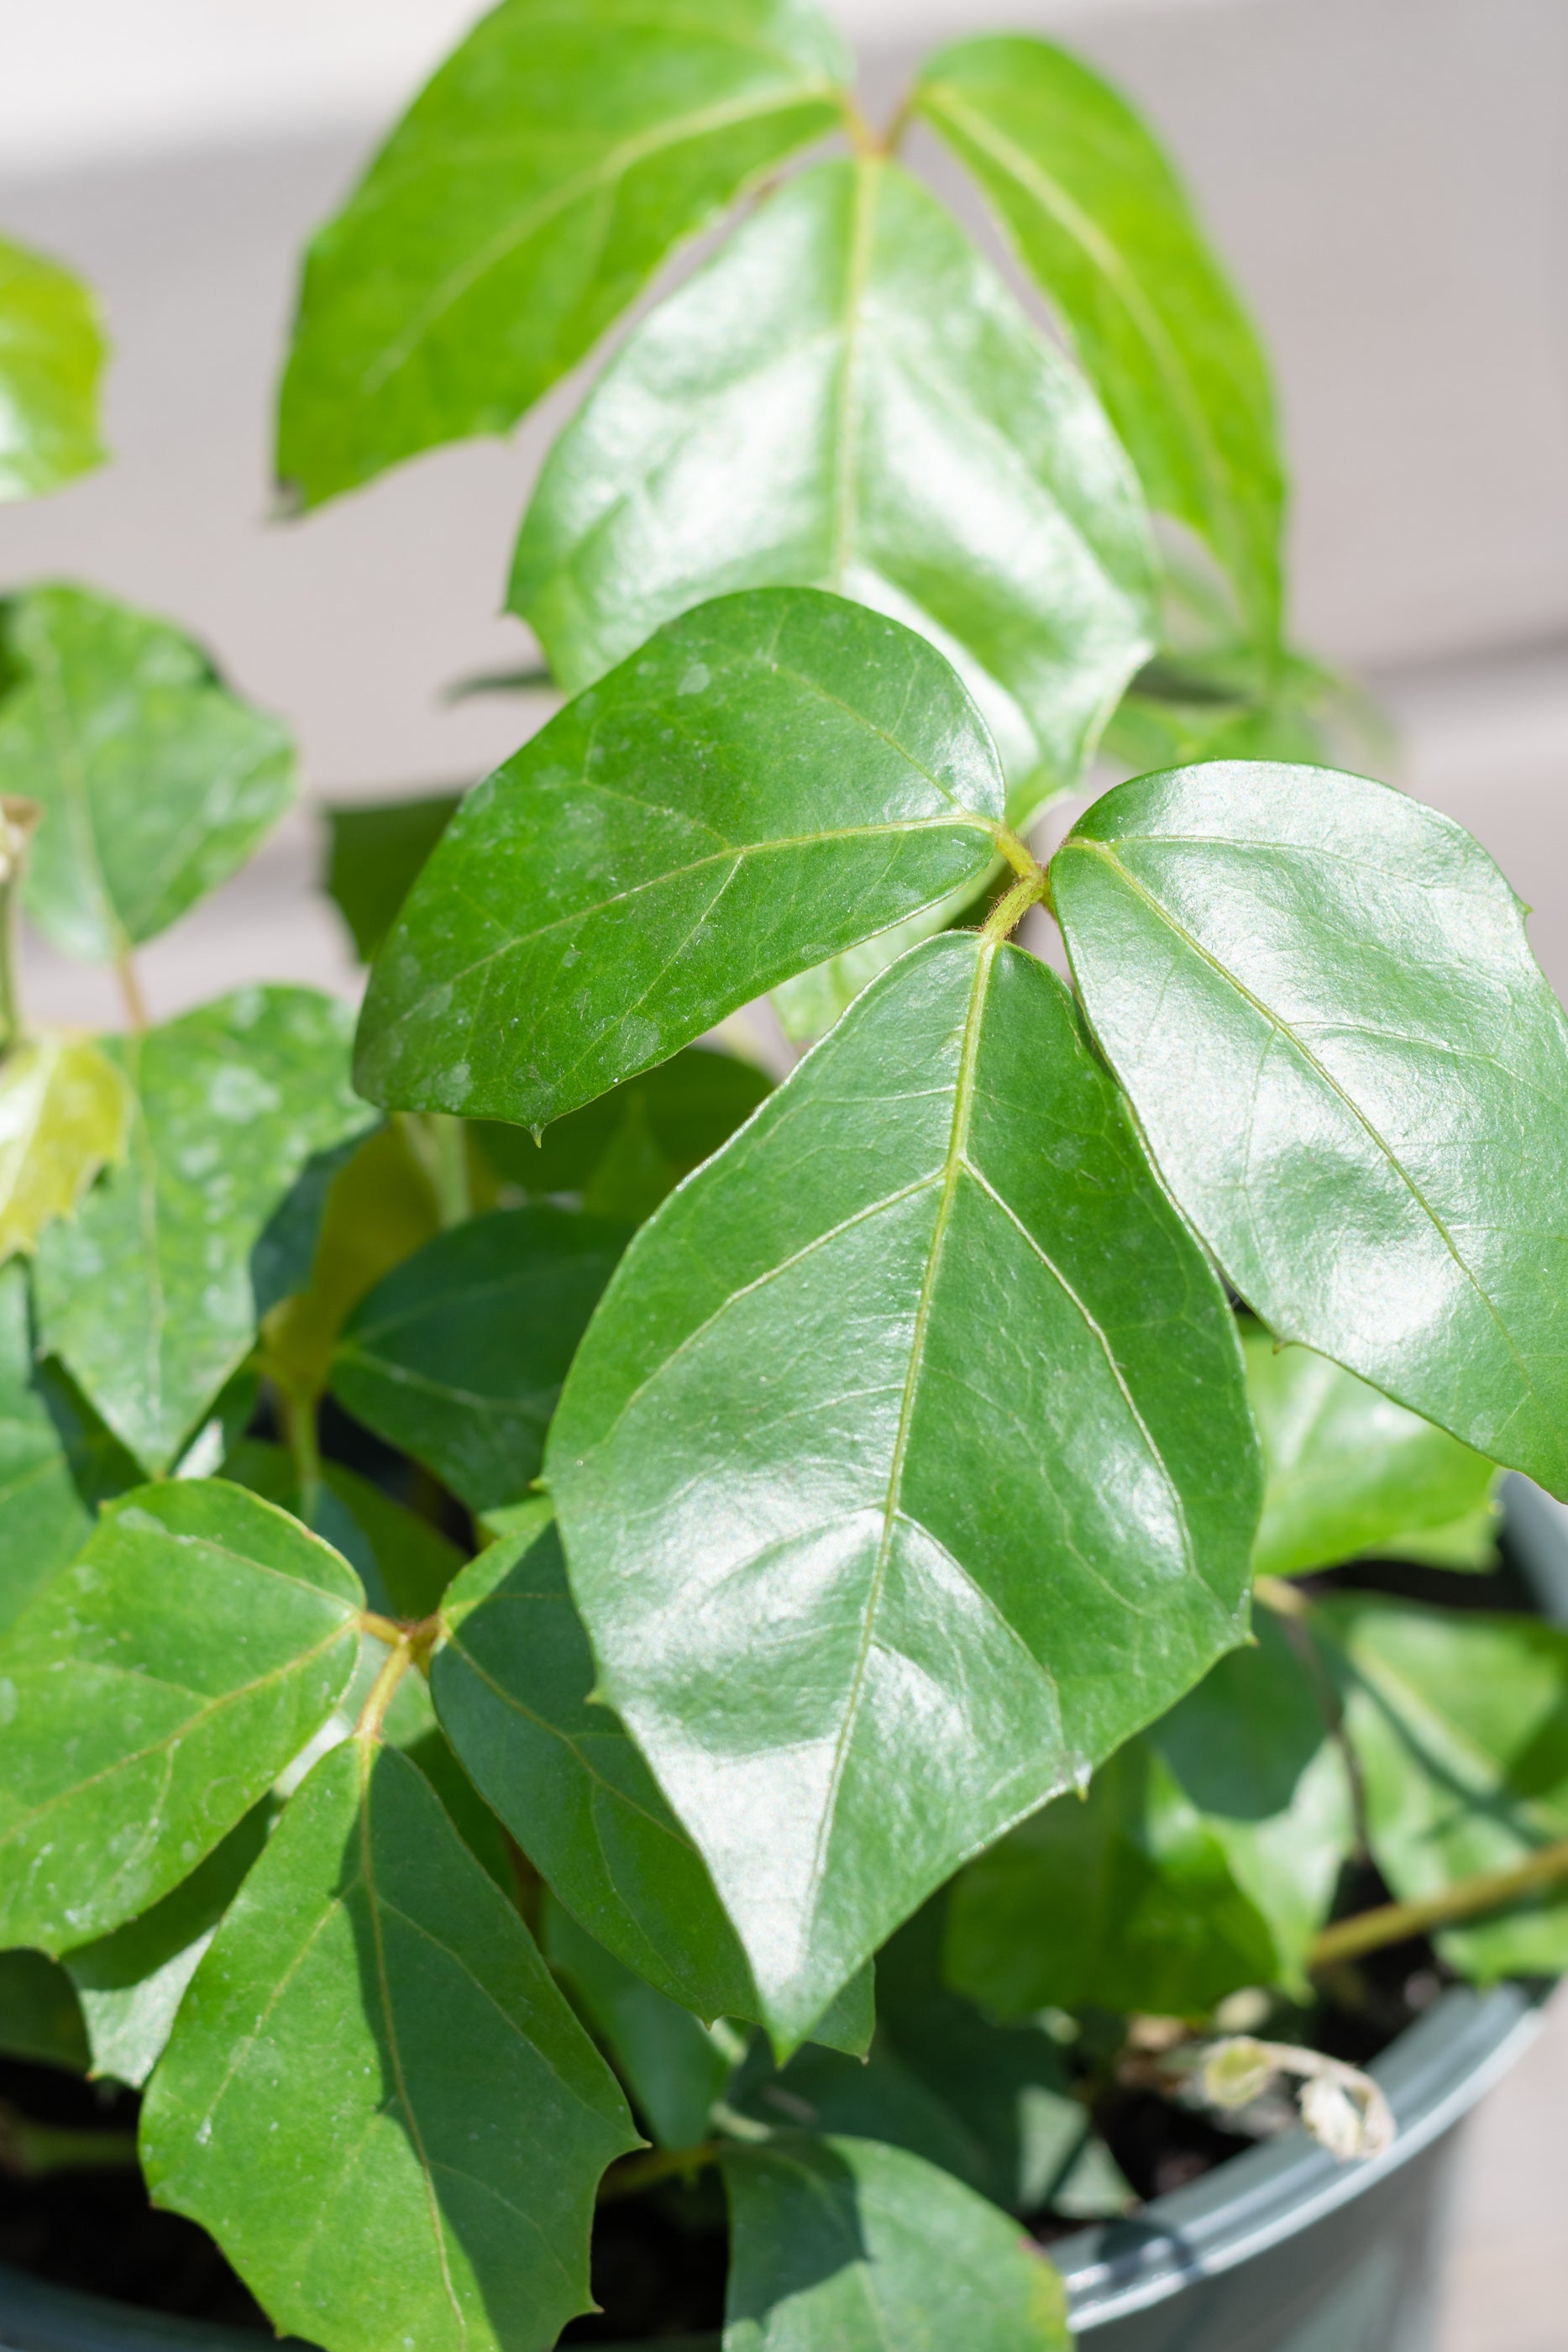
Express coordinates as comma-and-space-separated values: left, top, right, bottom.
0, 234, 107, 501
0, 587, 296, 960
0, 1480, 363, 1952
915, 35, 1283, 642
276, 0, 850, 506
1054, 761, 1568, 1495
0, 1032, 130, 1262
511, 156, 1154, 809
354, 590, 1006, 1127
549, 931, 1258, 2045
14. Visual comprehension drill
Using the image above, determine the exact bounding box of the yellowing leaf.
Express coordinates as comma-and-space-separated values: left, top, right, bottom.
0, 1032, 130, 1261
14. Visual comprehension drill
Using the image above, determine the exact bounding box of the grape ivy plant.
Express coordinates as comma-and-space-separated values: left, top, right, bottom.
3, 8, 1568, 2352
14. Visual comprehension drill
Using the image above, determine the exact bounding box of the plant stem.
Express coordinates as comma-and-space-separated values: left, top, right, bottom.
114, 945, 149, 1033
1308, 1838, 1568, 1969
279, 1378, 323, 1524
402, 1111, 471, 1227
597, 2140, 721, 2203
0, 798, 39, 1058
981, 868, 1047, 943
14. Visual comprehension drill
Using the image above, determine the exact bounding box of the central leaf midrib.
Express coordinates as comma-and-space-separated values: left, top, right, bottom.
803, 937, 998, 1910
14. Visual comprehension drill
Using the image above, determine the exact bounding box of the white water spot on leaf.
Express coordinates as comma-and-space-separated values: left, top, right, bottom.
207, 1063, 281, 1122
0, 1677, 14, 1727
678, 662, 711, 697
439, 1062, 470, 1108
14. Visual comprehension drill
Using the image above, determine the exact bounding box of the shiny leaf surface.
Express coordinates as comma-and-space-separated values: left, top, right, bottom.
0, 1034, 130, 1262
0, 587, 296, 960
511, 157, 1154, 806
549, 930, 1259, 2045
721, 2134, 1069, 2351
0, 234, 107, 501
0, 1481, 362, 1953
1316, 1596, 1568, 1979
34, 988, 376, 1470
141, 1737, 638, 2352
0, 1262, 137, 1635
1246, 1329, 1500, 1577
1054, 762, 1568, 1494
331, 1207, 628, 1510
355, 590, 1006, 1127
275, 0, 849, 506
222, 1440, 463, 1623
915, 35, 1283, 641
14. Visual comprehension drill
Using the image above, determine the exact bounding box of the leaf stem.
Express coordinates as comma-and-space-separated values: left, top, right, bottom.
279, 1378, 323, 1525
981, 866, 1047, 943
596, 2139, 721, 2202
0, 799, 39, 1058
401, 1111, 470, 1227
840, 93, 887, 159
1308, 1837, 1568, 1970
0, 2100, 139, 2180
114, 945, 149, 1034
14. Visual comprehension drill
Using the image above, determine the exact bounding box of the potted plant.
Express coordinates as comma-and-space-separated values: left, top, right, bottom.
2, 7, 1566, 2350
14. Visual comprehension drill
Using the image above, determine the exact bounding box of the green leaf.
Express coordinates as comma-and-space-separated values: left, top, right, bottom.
1315, 1596, 1568, 1980
0, 587, 296, 961
433, 1511, 759, 2019
34, 987, 377, 1470
0, 1949, 89, 2071
511, 156, 1154, 809
944, 1741, 1280, 2019
275, 0, 850, 507
0, 234, 107, 501
731, 2041, 989, 2194
62, 1802, 275, 2087
473, 1041, 771, 1219
543, 1893, 737, 2148
1245, 1328, 1500, 1577
0, 1033, 131, 1262
222, 1439, 464, 1622
1151, 1609, 1354, 1990
0, 1480, 363, 1953
140, 1736, 639, 2352
331, 1206, 629, 1511
1052, 761, 1568, 1495
324, 793, 461, 963
721, 2134, 1069, 2351
0, 1261, 138, 1635
549, 930, 1259, 2045
874, 1896, 1129, 2217
353, 589, 1006, 1127
914, 35, 1283, 643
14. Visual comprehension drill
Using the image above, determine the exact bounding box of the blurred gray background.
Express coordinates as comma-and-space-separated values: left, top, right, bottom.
2, 5, 1565, 2340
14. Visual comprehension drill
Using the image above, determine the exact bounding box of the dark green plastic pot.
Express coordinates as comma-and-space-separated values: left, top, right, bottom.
2, 1477, 1561, 2352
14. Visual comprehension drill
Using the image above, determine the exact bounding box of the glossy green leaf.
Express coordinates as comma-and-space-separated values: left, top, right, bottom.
0, 1262, 138, 1635
62, 1802, 275, 2087
915, 35, 1283, 642
354, 590, 1006, 1127
141, 1735, 638, 2352
433, 1510, 759, 2020
324, 793, 461, 963
549, 929, 1259, 2045
1246, 1329, 1500, 1577
1053, 762, 1568, 1495
1315, 1596, 1568, 1980
34, 987, 376, 1470
875, 1896, 1130, 2217
543, 1893, 737, 2148
732, 2040, 988, 2194
222, 1439, 464, 1622
944, 1742, 1278, 2019
511, 157, 1154, 808
275, 0, 850, 507
0, 1033, 131, 1262
0, 1480, 363, 1953
0, 234, 107, 501
721, 2134, 1069, 2351
331, 1206, 628, 1510
0, 587, 296, 960
473, 1042, 771, 1219
0, 1949, 89, 2071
